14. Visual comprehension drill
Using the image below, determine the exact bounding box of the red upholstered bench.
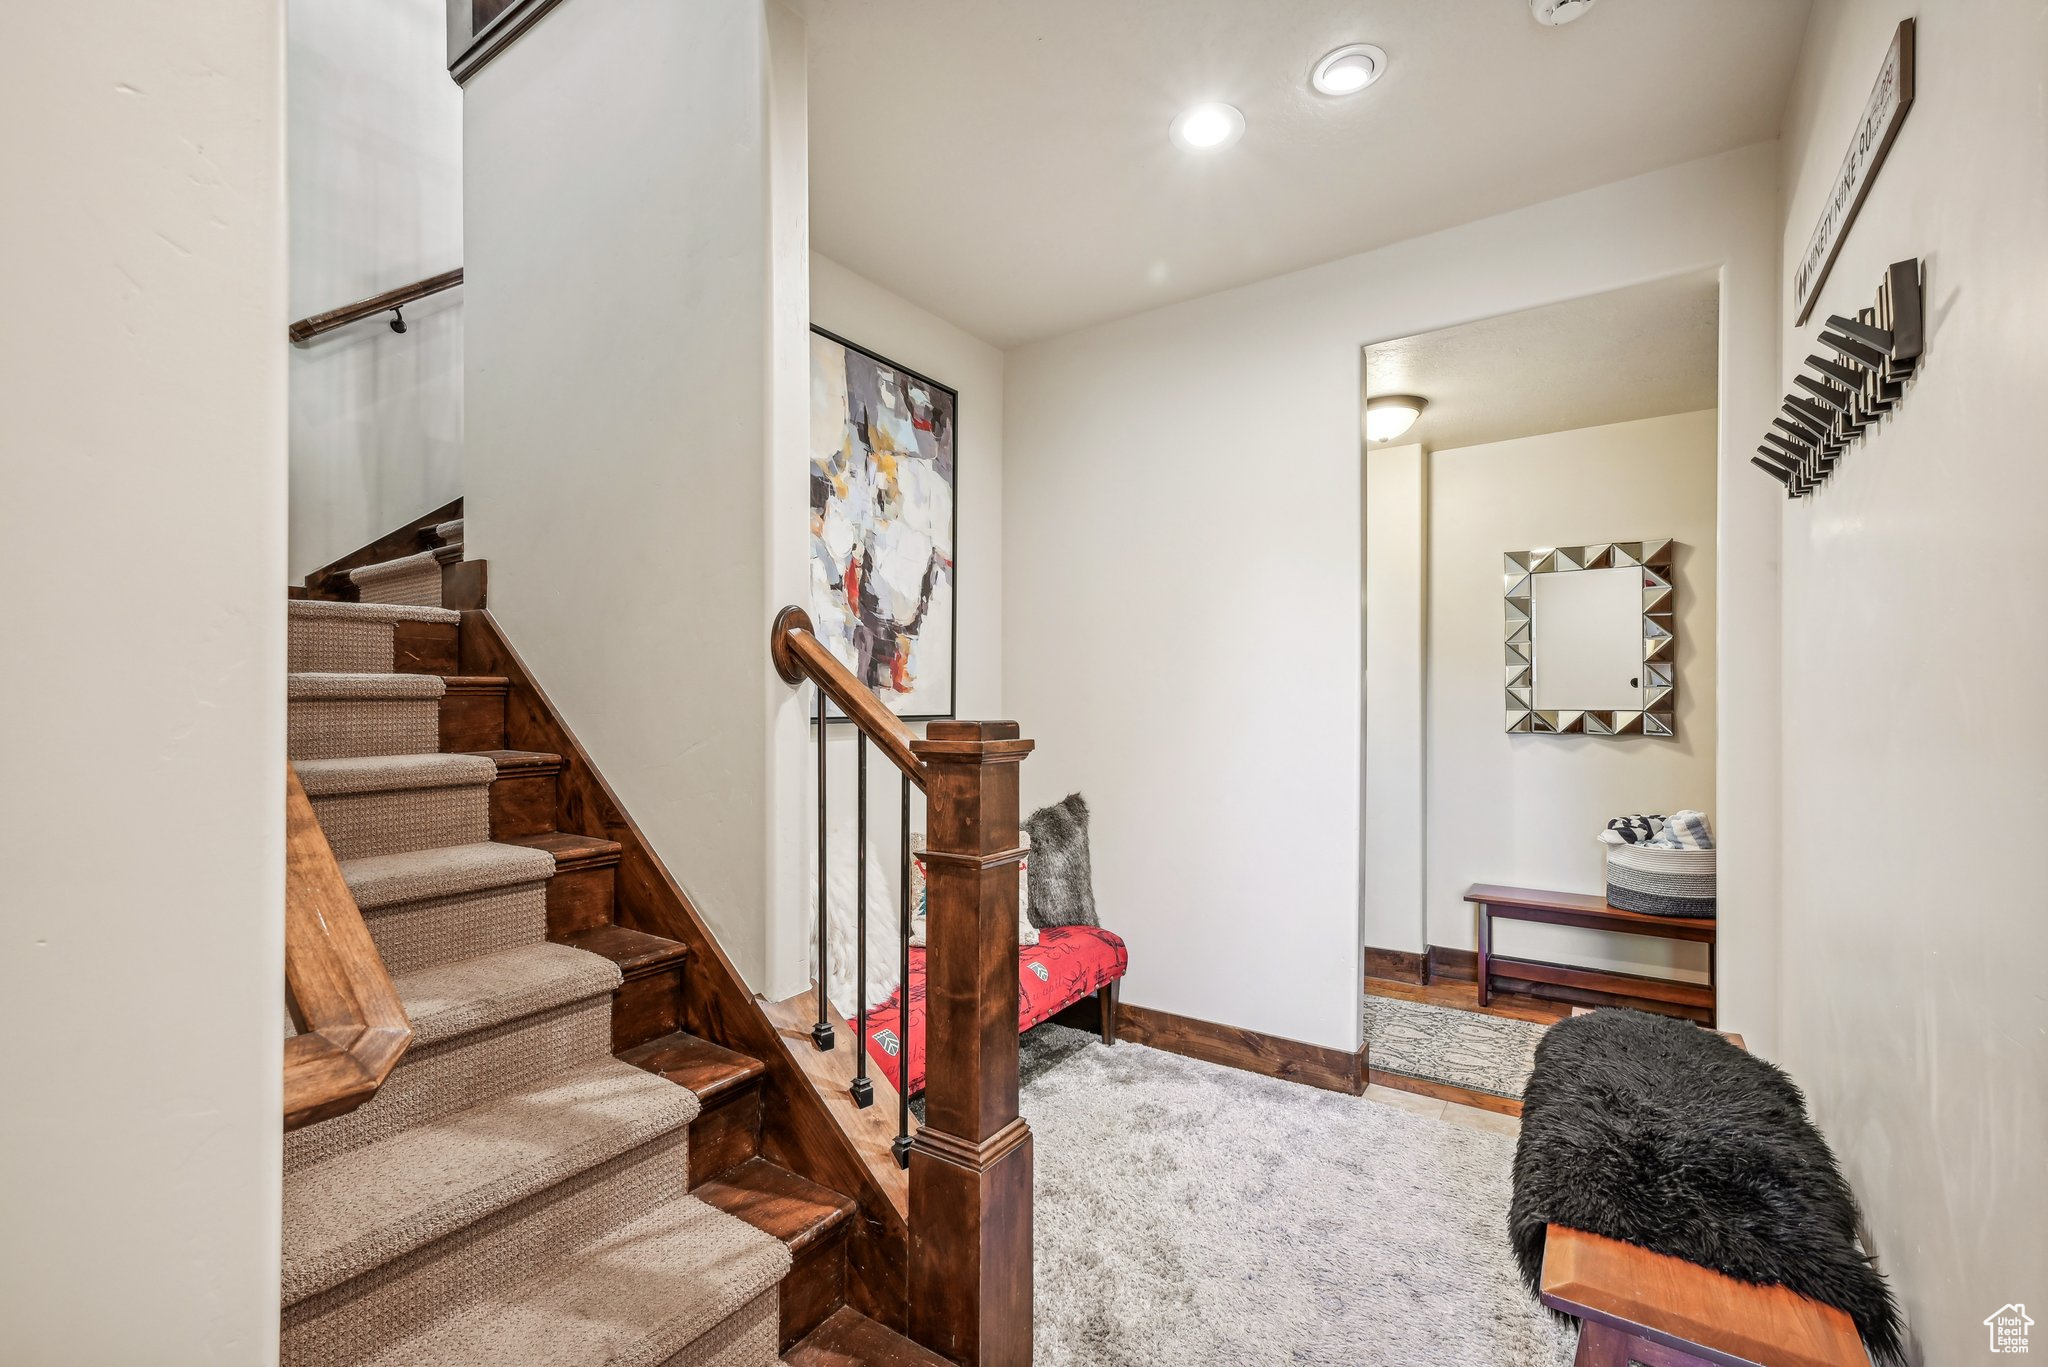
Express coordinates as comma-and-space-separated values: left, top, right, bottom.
860, 924, 1128, 1097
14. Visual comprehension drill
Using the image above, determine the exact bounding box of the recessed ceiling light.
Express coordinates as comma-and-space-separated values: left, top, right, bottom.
1170, 102, 1245, 151
1365, 395, 1428, 443
1531, 0, 1601, 26
1310, 44, 1387, 97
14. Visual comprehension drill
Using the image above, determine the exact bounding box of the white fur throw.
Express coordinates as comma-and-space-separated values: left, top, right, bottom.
806, 821, 906, 1021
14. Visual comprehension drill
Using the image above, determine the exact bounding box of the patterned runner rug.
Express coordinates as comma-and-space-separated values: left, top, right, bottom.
1364, 995, 1553, 1100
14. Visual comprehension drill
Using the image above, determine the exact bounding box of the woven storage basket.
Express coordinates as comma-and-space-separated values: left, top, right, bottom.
1606, 844, 1716, 917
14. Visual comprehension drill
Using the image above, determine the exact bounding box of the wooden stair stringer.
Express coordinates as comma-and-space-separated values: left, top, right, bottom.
760, 990, 912, 1222
456, 605, 913, 1334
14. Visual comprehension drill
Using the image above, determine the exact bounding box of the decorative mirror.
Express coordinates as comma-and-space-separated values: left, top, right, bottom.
1505, 540, 1675, 737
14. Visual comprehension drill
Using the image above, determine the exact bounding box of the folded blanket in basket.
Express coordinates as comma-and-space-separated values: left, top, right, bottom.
1649, 809, 1714, 850
1597, 814, 1665, 846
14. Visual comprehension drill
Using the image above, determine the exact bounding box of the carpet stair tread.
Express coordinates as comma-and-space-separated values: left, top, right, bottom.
295, 751, 498, 797
394, 943, 623, 1048
288, 672, 446, 701
354, 1191, 790, 1367
289, 599, 461, 627
783, 1308, 953, 1367
693, 1158, 854, 1256
340, 840, 558, 910
284, 945, 620, 1172
282, 1059, 699, 1307
350, 549, 441, 582
350, 550, 445, 607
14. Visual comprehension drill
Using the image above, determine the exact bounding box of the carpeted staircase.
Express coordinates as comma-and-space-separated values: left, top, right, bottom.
282, 522, 931, 1366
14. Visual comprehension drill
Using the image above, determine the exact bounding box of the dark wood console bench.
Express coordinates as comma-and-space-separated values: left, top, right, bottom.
1464, 883, 1716, 1027
1541, 1224, 1866, 1367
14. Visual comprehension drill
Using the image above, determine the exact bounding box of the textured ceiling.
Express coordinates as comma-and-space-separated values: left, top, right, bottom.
1364, 269, 1720, 452
802, 0, 1810, 347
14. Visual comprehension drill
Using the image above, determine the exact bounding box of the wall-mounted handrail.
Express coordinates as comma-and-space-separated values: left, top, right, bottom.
770, 606, 926, 789
287, 267, 463, 345
283, 766, 412, 1131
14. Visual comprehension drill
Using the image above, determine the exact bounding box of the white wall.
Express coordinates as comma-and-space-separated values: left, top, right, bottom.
0, 3, 286, 1360
1425, 411, 1719, 982
464, 0, 811, 996
1776, 4, 2048, 1356
808, 253, 1004, 970
1006, 145, 1783, 1055
288, 0, 463, 578
1362, 442, 1428, 955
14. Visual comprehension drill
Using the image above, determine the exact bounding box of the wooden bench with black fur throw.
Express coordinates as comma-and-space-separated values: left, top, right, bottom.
1512, 1010, 1902, 1367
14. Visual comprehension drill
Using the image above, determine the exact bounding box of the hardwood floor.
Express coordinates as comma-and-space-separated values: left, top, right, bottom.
1366, 975, 1570, 1026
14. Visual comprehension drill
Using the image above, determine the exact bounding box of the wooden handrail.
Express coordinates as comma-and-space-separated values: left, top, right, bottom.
287, 267, 463, 345
770, 606, 926, 790
283, 766, 412, 1131
771, 605, 1034, 1364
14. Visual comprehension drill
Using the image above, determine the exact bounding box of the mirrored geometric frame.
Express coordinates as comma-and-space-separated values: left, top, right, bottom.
1505, 539, 1676, 738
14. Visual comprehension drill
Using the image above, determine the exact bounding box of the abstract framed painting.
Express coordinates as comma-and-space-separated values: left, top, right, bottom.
808, 327, 958, 721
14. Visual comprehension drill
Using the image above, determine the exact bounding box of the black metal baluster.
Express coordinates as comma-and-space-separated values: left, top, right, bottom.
811, 684, 833, 1051
895, 772, 912, 1168
850, 735, 874, 1107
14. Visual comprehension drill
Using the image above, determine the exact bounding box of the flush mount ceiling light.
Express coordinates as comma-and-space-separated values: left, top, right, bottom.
1531, 0, 1601, 25
1365, 394, 1428, 443
1169, 102, 1246, 151
1310, 43, 1387, 97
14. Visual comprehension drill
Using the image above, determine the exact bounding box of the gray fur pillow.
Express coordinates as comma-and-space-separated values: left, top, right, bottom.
1024, 793, 1098, 929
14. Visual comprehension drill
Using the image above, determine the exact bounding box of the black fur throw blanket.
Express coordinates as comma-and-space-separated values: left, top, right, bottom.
1511, 1010, 1902, 1363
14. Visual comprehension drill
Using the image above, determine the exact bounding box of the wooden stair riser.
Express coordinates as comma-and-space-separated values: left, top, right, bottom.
694, 1158, 857, 1354
688, 1084, 765, 1188
501, 832, 626, 940
563, 925, 692, 1054
612, 970, 683, 1051
489, 767, 560, 839
781, 1228, 851, 1350
395, 621, 460, 675
545, 863, 617, 938
619, 1031, 769, 1190
439, 678, 509, 752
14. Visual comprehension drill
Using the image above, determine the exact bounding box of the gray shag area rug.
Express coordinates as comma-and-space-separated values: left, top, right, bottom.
1018, 1025, 1578, 1366
1362, 996, 1551, 1100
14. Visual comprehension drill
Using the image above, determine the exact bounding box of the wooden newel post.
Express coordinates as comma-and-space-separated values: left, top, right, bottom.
908, 720, 1034, 1367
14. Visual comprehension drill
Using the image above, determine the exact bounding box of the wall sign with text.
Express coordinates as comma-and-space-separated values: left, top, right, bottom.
1792, 19, 1915, 326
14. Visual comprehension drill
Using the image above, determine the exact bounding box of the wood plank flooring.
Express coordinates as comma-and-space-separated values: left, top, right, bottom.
1366, 976, 1570, 1025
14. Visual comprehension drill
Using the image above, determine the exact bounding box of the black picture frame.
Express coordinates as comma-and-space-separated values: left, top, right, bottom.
809, 324, 960, 724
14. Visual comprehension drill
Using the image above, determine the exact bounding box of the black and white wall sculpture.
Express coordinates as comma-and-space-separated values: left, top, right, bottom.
1752, 257, 1923, 499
